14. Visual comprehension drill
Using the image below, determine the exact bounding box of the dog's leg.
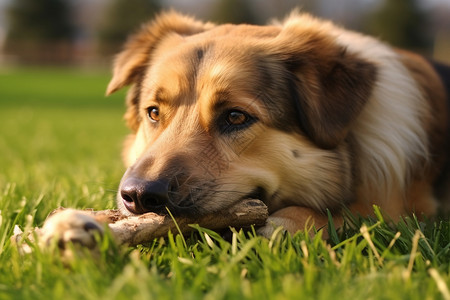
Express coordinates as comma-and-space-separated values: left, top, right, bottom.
257, 206, 340, 238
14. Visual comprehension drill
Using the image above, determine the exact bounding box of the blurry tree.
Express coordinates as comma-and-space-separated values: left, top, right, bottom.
364, 0, 431, 52
5, 0, 76, 63
97, 0, 161, 54
210, 0, 258, 24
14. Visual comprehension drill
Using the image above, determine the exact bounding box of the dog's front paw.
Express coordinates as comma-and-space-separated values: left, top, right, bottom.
40, 209, 104, 251
257, 206, 332, 238
256, 216, 288, 238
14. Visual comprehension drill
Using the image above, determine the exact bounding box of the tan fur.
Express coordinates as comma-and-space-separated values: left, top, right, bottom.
108, 11, 449, 237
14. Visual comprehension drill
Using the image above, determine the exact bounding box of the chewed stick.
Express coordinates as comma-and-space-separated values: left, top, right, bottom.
98, 199, 268, 246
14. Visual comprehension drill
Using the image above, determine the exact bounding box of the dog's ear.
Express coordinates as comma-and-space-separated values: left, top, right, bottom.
272, 17, 377, 149
106, 11, 213, 95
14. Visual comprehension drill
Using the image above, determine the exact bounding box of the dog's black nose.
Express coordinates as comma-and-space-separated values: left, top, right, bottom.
120, 177, 170, 214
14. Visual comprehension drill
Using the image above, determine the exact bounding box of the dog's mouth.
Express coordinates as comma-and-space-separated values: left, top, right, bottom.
245, 186, 267, 203
119, 176, 267, 217
120, 194, 197, 216
168, 186, 268, 216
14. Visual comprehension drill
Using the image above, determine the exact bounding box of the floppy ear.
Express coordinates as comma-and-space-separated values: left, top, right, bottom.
106, 11, 214, 95
273, 19, 377, 149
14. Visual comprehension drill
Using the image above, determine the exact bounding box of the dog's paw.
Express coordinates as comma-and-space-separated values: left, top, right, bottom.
257, 206, 331, 238
40, 209, 104, 250
256, 216, 288, 238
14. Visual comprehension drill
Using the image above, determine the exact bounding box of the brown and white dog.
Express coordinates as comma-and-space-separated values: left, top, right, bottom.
45, 11, 450, 242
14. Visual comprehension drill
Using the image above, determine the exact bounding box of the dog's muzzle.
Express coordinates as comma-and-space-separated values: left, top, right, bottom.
120, 177, 171, 214
119, 174, 200, 215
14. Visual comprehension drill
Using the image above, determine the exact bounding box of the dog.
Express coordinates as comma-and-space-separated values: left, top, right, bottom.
41, 11, 450, 245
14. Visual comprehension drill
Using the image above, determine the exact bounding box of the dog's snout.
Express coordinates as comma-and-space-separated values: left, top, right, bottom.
120, 178, 170, 214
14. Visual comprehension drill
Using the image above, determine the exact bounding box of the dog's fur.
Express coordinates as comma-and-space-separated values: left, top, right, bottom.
107, 11, 450, 236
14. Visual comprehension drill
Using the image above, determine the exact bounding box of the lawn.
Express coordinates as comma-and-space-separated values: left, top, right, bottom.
0, 67, 449, 299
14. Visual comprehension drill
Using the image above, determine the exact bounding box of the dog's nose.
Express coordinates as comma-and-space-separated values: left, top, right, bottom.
120, 177, 170, 214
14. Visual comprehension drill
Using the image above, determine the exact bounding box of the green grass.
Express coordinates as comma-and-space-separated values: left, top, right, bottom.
0, 67, 449, 299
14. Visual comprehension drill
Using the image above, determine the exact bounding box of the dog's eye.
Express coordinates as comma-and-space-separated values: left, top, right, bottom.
220, 109, 256, 133
226, 111, 248, 126
147, 107, 160, 122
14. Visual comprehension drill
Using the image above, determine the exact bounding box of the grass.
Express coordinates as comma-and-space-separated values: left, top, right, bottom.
0, 67, 449, 299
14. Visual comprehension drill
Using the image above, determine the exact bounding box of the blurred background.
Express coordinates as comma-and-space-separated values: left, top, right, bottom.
0, 0, 449, 67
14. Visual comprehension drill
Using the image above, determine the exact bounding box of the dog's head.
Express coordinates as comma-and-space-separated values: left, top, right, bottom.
107, 11, 377, 216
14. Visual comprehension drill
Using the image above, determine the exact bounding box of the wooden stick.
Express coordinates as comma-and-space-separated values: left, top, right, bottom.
91, 199, 268, 246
